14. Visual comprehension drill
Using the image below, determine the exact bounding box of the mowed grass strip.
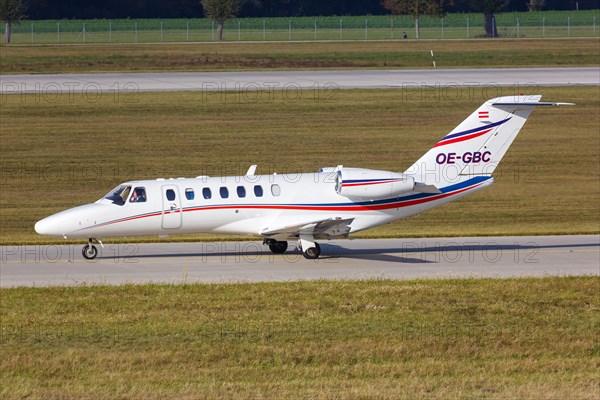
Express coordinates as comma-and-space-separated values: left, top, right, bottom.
1, 38, 599, 73
0, 86, 598, 244
1, 277, 599, 399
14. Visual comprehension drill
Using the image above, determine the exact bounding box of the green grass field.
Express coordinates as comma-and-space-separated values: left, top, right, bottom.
1, 277, 598, 399
1, 38, 599, 73
2, 10, 599, 45
5, 25, 598, 45
0, 86, 598, 244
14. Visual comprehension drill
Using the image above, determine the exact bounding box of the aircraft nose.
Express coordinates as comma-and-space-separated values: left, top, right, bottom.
34, 204, 102, 238
34, 217, 54, 236
34, 214, 68, 237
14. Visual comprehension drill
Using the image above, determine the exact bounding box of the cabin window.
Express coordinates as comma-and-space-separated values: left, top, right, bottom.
203, 187, 212, 200
185, 188, 195, 200
271, 184, 281, 197
103, 185, 131, 206
166, 189, 176, 201
130, 187, 147, 203
220, 187, 229, 199
237, 186, 246, 198
254, 185, 263, 197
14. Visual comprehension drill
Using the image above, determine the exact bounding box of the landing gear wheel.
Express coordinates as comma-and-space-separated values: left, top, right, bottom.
82, 244, 98, 260
269, 241, 288, 254
302, 242, 321, 259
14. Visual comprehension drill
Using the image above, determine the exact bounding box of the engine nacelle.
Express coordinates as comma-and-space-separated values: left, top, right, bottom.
335, 168, 415, 200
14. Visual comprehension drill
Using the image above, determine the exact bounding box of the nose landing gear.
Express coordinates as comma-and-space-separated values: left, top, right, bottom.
82, 238, 103, 260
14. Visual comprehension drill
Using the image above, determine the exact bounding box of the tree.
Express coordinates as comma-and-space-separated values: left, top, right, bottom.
0, 0, 25, 44
382, 0, 452, 40
201, 0, 241, 41
527, 0, 545, 11
472, 0, 508, 37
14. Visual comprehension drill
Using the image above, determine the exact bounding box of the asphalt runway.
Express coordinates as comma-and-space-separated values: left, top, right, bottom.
1, 67, 598, 94
1, 235, 598, 287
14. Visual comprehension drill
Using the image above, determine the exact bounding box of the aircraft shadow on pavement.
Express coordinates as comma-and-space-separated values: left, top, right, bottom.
98, 246, 432, 264
96, 240, 599, 264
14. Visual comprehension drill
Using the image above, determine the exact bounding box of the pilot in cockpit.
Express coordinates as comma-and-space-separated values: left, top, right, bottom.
130, 188, 146, 203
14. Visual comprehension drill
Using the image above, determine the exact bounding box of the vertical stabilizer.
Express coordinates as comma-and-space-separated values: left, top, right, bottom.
405, 95, 573, 186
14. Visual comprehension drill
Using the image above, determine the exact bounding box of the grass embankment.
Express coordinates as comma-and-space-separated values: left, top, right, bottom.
1, 277, 599, 399
0, 86, 598, 244
1, 39, 599, 74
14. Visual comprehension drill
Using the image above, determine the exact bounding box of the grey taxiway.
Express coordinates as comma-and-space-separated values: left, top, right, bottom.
1, 235, 598, 287
1, 68, 598, 287
1, 67, 598, 94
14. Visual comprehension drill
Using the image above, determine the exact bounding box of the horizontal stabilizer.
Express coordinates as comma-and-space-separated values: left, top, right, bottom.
492, 101, 575, 107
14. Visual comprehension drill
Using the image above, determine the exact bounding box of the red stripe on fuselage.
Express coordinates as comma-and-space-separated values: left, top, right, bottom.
81, 180, 487, 231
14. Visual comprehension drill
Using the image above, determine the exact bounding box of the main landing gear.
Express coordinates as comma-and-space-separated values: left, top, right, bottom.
301, 242, 321, 259
264, 237, 322, 259
82, 238, 103, 260
266, 240, 288, 254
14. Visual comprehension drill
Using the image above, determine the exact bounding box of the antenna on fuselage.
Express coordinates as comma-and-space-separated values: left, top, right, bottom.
246, 165, 257, 176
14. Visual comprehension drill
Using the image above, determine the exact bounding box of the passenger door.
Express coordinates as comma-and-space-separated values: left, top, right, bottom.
161, 185, 182, 229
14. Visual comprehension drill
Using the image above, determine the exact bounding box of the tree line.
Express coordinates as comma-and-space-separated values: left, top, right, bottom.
9, 0, 597, 20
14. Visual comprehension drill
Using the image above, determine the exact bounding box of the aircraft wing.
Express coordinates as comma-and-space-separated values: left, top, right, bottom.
260, 217, 354, 241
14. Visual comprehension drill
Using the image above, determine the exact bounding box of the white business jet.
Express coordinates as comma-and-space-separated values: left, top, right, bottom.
35, 95, 572, 259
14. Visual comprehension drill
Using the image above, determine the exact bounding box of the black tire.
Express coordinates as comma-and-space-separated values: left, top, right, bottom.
269, 241, 288, 254
82, 244, 98, 260
302, 243, 321, 259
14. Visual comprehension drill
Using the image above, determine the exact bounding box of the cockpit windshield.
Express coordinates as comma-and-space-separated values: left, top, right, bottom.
103, 185, 131, 206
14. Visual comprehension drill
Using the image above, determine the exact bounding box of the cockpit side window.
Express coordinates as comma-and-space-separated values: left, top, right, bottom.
104, 185, 131, 206
130, 187, 147, 203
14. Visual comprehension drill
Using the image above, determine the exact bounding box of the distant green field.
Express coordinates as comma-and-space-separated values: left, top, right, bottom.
1, 277, 598, 399
1, 38, 599, 74
0, 86, 598, 244
2, 10, 599, 45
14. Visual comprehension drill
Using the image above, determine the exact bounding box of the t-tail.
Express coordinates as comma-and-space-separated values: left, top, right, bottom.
405, 95, 574, 188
